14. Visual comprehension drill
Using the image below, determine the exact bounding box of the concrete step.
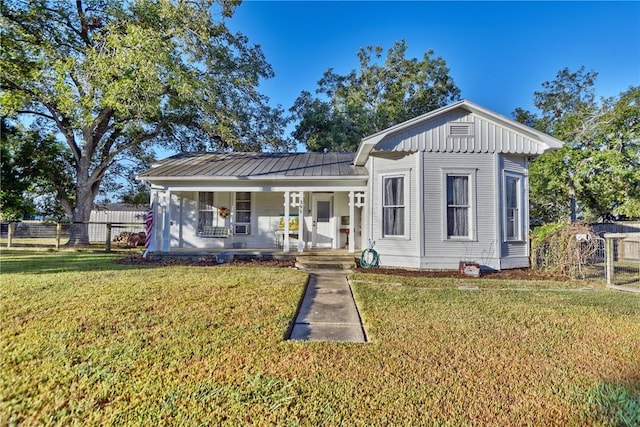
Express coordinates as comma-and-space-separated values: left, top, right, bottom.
295, 255, 357, 270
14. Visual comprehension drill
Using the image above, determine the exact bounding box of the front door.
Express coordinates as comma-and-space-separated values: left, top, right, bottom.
312, 195, 333, 248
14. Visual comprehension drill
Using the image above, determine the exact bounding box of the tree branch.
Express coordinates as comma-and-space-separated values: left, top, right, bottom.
86, 119, 164, 189
16, 110, 56, 121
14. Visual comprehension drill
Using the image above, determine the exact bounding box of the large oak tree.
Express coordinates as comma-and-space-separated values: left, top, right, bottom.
1, 0, 290, 244
290, 40, 460, 152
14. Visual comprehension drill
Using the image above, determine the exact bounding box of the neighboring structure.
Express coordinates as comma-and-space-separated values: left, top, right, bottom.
137, 100, 563, 270
89, 204, 147, 242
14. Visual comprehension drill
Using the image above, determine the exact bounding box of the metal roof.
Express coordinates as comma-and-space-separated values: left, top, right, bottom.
138, 152, 367, 180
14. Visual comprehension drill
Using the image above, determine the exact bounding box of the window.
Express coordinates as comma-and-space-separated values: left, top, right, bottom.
383, 176, 405, 236
446, 175, 469, 237
443, 170, 476, 240
197, 192, 215, 234
235, 192, 251, 234
505, 174, 522, 241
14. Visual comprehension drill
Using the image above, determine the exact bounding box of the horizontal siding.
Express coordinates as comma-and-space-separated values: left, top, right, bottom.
500, 155, 529, 259
423, 152, 500, 270
502, 154, 527, 173
368, 154, 420, 262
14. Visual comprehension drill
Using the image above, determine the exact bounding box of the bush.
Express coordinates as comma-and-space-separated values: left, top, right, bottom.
531, 222, 600, 278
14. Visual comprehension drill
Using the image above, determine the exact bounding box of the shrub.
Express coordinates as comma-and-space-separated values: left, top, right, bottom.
531, 222, 600, 278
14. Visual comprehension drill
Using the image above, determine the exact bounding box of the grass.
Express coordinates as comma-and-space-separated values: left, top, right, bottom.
2, 250, 639, 425
612, 261, 640, 289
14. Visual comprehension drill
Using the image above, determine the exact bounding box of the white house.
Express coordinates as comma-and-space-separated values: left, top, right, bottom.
137, 100, 563, 271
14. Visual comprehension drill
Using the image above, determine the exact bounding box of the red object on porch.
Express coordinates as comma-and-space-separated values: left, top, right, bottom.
144, 210, 153, 248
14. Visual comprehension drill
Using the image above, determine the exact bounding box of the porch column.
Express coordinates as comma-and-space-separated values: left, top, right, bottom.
283, 191, 290, 253
348, 191, 365, 254
349, 191, 355, 253
162, 190, 171, 252
297, 192, 305, 253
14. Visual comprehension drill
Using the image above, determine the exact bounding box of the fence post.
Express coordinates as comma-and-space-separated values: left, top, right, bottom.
7, 222, 14, 248
55, 222, 61, 250
105, 223, 112, 253
605, 235, 614, 286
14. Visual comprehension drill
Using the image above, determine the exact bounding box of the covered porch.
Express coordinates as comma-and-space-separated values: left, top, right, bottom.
146, 187, 367, 255
137, 151, 369, 256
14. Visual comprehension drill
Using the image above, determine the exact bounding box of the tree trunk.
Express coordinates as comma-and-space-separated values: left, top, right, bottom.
66, 182, 95, 246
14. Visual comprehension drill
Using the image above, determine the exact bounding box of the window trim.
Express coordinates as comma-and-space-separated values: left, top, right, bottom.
442, 169, 477, 241
234, 191, 252, 235
503, 172, 524, 242
381, 172, 409, 238
197, 191, 216, 235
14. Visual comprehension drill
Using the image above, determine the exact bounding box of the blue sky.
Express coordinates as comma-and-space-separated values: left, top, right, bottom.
226, 1, 639, 131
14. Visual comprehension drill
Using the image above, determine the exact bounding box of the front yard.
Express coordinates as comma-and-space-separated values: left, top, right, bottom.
1, 251, 638, 425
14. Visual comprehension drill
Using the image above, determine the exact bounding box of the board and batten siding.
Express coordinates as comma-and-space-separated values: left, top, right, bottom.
376, 110, 548, 155
422, 152, 500, 270
367, 153, 422, 267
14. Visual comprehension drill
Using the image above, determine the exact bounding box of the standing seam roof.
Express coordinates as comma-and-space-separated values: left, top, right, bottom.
138, 152, 368, 179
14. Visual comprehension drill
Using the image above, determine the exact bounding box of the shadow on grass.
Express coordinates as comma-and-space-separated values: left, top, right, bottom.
0, 249, 150, 275
0, 250, 297, 275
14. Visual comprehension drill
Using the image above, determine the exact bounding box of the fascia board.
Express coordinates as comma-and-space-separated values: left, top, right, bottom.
137, 174, 368, 182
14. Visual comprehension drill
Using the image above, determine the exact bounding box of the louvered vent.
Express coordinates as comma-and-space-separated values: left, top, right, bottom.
448, 123, 473, 136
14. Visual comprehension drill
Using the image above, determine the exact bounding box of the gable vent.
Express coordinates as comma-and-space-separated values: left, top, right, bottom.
448, 123, 473, 136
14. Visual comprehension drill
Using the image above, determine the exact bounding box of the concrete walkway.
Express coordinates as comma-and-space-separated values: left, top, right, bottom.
289, 270, 367, 343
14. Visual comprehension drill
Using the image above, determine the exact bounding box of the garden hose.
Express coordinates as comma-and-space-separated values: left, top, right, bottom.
360, 247, 379, 269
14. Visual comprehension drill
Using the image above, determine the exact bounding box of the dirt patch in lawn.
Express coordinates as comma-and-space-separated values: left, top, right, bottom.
116, 253, 562, 280
115, 254, 297, 268
354, 265, 566, 281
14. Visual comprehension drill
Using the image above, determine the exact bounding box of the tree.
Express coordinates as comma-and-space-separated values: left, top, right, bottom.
120, 183, 151, 206
572, 86, 640, 220
0, 119, 37, 220
515, 67, 640, 223
0, 118, 71, 221
291, 40, 460, 152
1, 0, 290, 245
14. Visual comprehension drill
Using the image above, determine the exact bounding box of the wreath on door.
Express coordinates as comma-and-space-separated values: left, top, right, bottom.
218, 207, 230, 219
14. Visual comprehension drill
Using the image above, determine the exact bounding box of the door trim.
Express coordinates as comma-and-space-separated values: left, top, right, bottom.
311, 194, 334, 248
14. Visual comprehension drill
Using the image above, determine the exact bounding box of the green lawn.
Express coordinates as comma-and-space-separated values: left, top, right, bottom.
1, 251, 639, 426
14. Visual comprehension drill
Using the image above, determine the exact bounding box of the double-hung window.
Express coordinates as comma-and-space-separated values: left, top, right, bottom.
234, 192, 251, 234
504, 174, 523, 241
197, 192, 215, 234
444, 170, 476, 240
382, 176, 405, 236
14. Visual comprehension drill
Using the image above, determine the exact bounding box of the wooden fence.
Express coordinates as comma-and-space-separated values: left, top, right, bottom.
2, 221, 145, 252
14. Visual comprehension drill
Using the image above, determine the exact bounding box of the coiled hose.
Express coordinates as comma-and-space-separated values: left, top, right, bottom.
360, 247, 379, 269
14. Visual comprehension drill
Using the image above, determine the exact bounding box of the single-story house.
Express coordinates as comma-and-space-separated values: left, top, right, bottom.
137, 99, 563, 270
